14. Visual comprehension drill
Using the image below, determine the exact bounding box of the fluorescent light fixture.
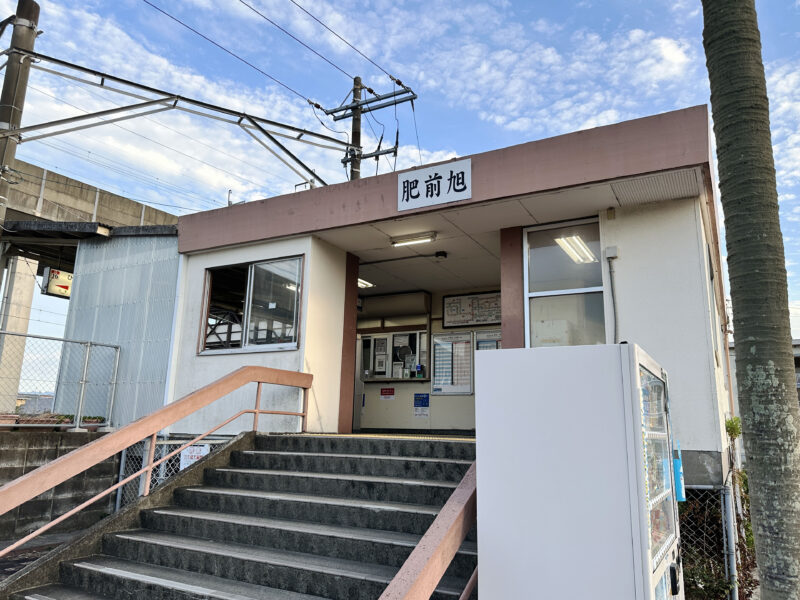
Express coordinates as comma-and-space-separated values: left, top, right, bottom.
357, 278, 375, 289
555, 235, 598, 264
285, 283, 298, 291
391, 231, 437, 247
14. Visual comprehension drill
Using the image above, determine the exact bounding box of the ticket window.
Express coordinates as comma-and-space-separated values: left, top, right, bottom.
361, 331, 428, 380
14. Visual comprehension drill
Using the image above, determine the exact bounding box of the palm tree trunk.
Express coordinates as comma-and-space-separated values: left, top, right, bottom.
701, 1, 800, 597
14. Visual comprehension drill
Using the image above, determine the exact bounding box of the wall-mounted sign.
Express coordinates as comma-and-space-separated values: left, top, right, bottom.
443, 291, 501, 328
41, 267, 73, 299
414, 393, 430, 418
397, 158, 471, 212
380, 387, 395, 401
179, 444, 210, 470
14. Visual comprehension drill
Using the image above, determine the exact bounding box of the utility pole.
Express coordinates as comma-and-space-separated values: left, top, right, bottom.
0, 0, 40, 264
350, 76, 361, 180
326, 76, 416, 179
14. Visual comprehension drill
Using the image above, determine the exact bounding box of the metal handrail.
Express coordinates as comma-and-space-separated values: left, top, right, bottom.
378, 462, 477, 600
0, 365, 313, 558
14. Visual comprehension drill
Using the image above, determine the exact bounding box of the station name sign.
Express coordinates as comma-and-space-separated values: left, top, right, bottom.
397, 158, 471, 212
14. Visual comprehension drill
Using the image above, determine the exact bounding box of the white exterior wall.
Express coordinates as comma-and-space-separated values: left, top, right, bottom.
169, 235, 346, 435
600, 197, 727, 455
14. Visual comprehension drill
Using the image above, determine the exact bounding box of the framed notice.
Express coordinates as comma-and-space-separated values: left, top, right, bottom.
443, 291, 501, 328
431, 332, 473, 395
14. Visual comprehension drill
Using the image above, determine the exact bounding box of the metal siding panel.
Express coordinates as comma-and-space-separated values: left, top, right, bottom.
63, 236, 179, 426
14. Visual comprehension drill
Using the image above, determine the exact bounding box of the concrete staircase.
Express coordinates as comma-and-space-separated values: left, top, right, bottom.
13, 435, 477, 600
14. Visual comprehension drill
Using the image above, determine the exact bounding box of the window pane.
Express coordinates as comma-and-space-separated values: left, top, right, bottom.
205, 265, 248, 350
247, 258, 301, 346
528, 223, 602, 292
529, 292, 605, 347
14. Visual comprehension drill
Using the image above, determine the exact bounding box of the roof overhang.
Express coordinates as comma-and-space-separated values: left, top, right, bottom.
177, 105, 714, 255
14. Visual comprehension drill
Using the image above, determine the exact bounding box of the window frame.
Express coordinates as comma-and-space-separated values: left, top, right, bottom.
199, 254, 304, 355
523, 218, 605, 348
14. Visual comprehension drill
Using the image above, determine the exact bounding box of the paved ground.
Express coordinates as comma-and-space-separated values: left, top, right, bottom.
0, 532, 80, 581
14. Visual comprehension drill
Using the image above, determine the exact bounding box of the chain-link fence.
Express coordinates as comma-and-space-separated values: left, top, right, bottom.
0, 331, 120, 428
115, 436, 229, 509
680, 487, 732, 599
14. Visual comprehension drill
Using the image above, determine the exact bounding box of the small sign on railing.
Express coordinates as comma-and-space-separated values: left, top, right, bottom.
179, 444, 210, 470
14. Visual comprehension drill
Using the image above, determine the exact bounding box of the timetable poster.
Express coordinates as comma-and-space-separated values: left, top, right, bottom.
443, 292, 501, 328
432, 332, 473, 395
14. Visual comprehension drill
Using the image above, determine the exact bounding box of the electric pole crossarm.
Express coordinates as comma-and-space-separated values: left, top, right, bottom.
12, 48, 351, 149
323, 87, 414, 116
342, 145, 397, 165
332, 92, 418, 122
0, 96, 178, 139
244, 116, 327, 187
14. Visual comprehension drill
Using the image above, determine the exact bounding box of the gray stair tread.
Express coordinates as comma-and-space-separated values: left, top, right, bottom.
146, 507, 477, 554
109, 530, 469, 594
182, 486, 441, 514
14, 585, 110, 600
265, 434, 475, 442
68, 555, 329, 599
241, 450, 473, 465
213, 468, 459, 488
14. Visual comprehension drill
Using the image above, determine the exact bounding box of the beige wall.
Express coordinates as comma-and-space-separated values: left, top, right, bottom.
600, 198, 727, 453
168, 235, 346, 434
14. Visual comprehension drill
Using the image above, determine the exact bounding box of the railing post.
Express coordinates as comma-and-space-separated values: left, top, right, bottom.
100, 345, 121, 432
253, 382, 262, 431
302, 387, 309, 432
141, 433, 157, 496
68, 341, 92, 432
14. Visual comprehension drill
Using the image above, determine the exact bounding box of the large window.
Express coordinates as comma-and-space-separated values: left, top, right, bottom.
203, 256, 302, 352
525, 221, 605, 347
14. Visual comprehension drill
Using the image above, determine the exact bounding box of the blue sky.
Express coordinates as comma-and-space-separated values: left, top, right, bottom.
3, 0, 800, 337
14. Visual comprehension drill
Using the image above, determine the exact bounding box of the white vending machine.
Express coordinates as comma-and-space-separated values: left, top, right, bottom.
475, 343, 684, 599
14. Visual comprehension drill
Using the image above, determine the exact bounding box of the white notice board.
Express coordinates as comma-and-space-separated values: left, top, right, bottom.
432, 332, 473, 395
443, 291, 501, 328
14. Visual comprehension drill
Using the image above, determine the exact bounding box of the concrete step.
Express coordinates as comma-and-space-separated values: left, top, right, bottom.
230, 450, 472, 481
11, 585, 111, 599
173, 486, 445, 537
204, 467, 458, 506
256, 434, 476, 461
59, 555, 329, 599
140, 506, 477, 579
101, 530, 470, 600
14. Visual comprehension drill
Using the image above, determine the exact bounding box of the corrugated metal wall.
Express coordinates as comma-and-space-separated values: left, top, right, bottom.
61, 235, 180, 426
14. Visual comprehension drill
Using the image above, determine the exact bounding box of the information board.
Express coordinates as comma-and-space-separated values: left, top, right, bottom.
432, 332, 473, 395
442, 291, 501, 328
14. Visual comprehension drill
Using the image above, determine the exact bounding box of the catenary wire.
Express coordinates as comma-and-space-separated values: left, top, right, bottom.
27, 85, 267, 198
411, 101, 422, 165
56, 74, 297, 186
288, 0, 400, 85
236, 0, 353, 81
140, 0, 313, 104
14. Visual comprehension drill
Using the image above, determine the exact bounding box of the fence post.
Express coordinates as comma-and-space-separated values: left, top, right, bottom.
141, 433, 157, 496
68, 341, 92, 432
100, 346, 121, 432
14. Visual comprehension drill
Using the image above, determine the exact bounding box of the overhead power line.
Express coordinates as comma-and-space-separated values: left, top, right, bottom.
140, 0, 313, 104
236, 0, 354, 81
288, 0, 405, 87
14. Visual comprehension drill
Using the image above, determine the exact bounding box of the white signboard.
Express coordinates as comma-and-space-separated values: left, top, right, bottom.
42, 267, 73, 298
179, 444, 210, 470
397, 158, 471, 211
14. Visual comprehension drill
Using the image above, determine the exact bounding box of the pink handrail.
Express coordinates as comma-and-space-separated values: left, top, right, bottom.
0, 365, 312, 557
378, 462, 477, 600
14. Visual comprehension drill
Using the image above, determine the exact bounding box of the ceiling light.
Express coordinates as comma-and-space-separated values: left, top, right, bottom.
555, 235, 598, 264
390, 231, 437, 247
357, 278, 375, 288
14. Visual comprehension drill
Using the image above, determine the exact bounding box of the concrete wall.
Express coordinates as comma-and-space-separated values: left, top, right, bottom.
169, 235, 346, 435
600, 197, 728, 483
62, 235, 180, 426
0, 432, 118, 539
5, 159, 177, 227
